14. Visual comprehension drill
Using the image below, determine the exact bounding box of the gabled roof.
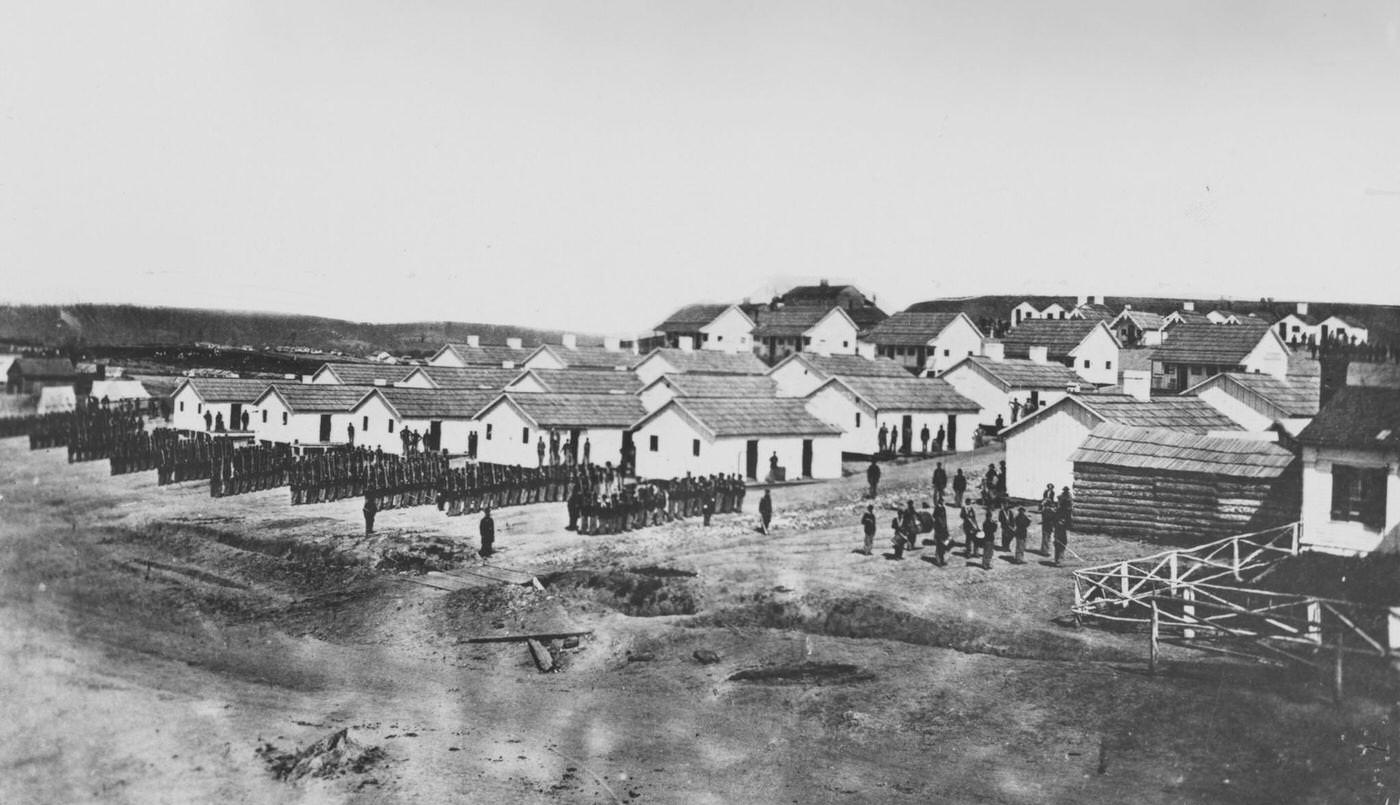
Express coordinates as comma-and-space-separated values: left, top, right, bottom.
636, 348, 770, 375
1110, 309, 1166, 331
10, 358, 77, 376
768, 352, 912, 380
1001, 392, 1241, 439
1072, 304, 1115, 321
999, 319, 1106, 359
1071, 424, 1295, 479
944, 355, 1080, 391
753, 307, 857, 338
527, 344, 637, 371
407, 366, 524, 390
639, 397, 841, 439
1148, 323, 1277, 365
812, 376, 980, 413
644, 373, 778, 398
1297, 386, 1400, 449
510, 369, 641, 395
358, 387, 497, 419
1322, 313, 1368, 329
433, 342, 535, 367
653, 303, 742, 332
1166, 309, 1212, 325
313, 362, 412, 386
479, 392, 648, 429
860, 311, 965, 346
175, 377, 272, 403
1180, 372, 1321, 417
257, 384, 367, 413
1279, 311, 1319, 326
779, 283, 867, 305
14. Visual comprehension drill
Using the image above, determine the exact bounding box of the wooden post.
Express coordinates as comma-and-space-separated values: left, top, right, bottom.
1232, 538, 1241, 582
1169, 552, 1178, 590
1182, 586, 1197, 639
1333, 635, 1344, 705
1149, 600, 1160, 675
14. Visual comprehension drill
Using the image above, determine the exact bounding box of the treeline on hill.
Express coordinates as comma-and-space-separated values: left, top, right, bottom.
0, 304, 602, 354
907, 295, 1400, 339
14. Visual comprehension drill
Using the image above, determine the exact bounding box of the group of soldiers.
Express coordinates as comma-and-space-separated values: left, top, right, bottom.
569, 473, 748, 535
293, 448, 451, 506
437, 462, 586, 515
68, 399, 147, 464
24, 411, 73, 449
155, 430, 219, 485
875, 422, 947, 456
209, 442, 295, 497
861, 460, 1074, 568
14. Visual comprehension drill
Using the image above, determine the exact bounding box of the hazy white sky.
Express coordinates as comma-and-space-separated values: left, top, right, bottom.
4, 1, 1400, 335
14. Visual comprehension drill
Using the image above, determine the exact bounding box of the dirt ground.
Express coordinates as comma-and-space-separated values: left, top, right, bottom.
3, 436, 1400, 804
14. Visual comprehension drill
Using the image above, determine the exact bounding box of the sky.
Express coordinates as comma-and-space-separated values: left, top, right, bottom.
4, 1, 1400, 336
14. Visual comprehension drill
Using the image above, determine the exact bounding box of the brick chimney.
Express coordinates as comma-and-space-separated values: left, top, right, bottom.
1028, 345, 1049, 364
1121, 370, 1151, 401
1296, 301, 1309, 316
506, 337, 523, 349
982, 341, 1005, 362
1182, 301, 1196, 312
561, 333, 578, 349
677, 335, 695, 352
466, 334, 480, 347
603, 335, 621, 351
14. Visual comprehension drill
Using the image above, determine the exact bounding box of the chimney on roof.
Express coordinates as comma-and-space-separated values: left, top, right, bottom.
603, 335, 621, 351
561, 333, 578, 349
819, 279, 829, 287
466, 334, 480, 347
1296, 301, 1309, 316
1143, 329, 1164, 346
677, 335, 694, 352
1028, 345, 1049, 364
506, 337, 523, 349
856, 341, 876, 359
982, 341, 1005, 362
1182, 301, 1196, 312
284, 373, 297, 380
1092, 295, 1105, 305
1122, 370, 1151, 402
1076, 294, 1088, 307
1124, 304, 1132, 310
301, 375, 314, 384
500, 361, 515, 369
374, 379, 387, 387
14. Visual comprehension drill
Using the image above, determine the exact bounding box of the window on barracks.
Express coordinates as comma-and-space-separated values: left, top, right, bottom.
179, 402, 184, 412
692, 439, 700, 457
261, 410, 267, 424
363, 416, 369, 431
388, 420, 394, 433
1331, 465, 1387, 530
486, 424, 493, 440
649, 435, 659, 452
197, 403, 203, 414
1106, 361, 1113, 370
855, 412, 861, 428
282, 412, 288, 425
1082, 359, 1090, 369
522, 427, 529, 444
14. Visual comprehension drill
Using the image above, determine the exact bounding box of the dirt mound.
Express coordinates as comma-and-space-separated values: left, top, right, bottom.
256, 727, 385, 782
540, 567, 700, 616
376, 536, 475, 574
728, 662, 873, 685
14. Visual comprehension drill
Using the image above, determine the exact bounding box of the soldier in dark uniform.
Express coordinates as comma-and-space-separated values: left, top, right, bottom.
920, 424, 930, 455
934, 425, 945, 453
932, 462, 947, 499
363, 488, 377, 536
866, 459, 881, 499
932, 504, 950, 566
981, 511, 997, 569
479, 508, 495, 558
1013, 506, 1030, 564
758, 490, 773, 534
702, 485, 715, 527
952, 469, 967, 506
860, 505, 877, 555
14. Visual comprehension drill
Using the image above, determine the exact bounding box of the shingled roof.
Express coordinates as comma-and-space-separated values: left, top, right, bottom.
653, 303, 734, 331
1182, 372, 1321, 418
1001, 392, 1241, 439
817, 376, 980, 412
259, 384, 367, 412
860, 312, 963, 346
436, 342, 536, 367
753, 308, 838, 338
1149, 323, 1276, 365
649, 374, 779, 398
410, 366, 525, 390
769, 352, 912, 380
946, 355, 1081, 390
484, 393, 648, 429
638, 348, 770, 375
366, 387, 497, 419
999, 319, 1103, 359
529, 345, 637, 371
177, 377, 272, 403
656, 397, 842, 438
1071, 424, 1296, 479
512, 369, 641, 395
313, 362, 412, 385
1297, 386, 1400, 450
1112, 309, 1166, 331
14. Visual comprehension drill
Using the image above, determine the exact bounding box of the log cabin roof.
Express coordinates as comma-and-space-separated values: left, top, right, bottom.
1071, 424, 1295, 479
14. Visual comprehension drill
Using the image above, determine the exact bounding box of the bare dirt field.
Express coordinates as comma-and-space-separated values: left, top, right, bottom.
2, 436, 1399, 804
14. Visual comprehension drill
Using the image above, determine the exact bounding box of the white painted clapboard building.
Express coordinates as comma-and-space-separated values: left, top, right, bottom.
803, 375, 981, 455
631, 397, 842, 480
1297, 385, 1400, 555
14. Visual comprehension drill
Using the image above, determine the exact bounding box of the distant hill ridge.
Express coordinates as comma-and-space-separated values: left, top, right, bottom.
0, 303, 604, 354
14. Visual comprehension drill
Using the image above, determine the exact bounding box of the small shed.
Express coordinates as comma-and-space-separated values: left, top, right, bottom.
171, 378, 272, 433
6, 358, 79, 395
631, 397, 842, 480
1070, 424, 1300, 542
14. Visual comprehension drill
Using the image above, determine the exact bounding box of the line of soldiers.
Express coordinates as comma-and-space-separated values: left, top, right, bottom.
290, 448, 450, 507
69, 399, 147, 464
573, 473, 746, 535
438, 462, 583, 515
156, 430, 218, 485
25, 412, 73, 449
109, 427, 170, 475
210, 442, 295, 497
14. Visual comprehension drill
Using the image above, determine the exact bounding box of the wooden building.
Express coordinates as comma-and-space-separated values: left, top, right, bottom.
1297, 386, 1400, 555
939, 346, 1081, 430
472, 393, 647, 468
428, 337, 534, 368
521, 337, 638, 372
1070, 424, 1299, 542
308, 362, 412, 386
1180, 372, 1320, 432
752, 307, 860, 363
632, 347, 770, 386
397, 365, 521, 391
998, 319, 1122, 386
631, 397, 842, 480
1000, 392, 1241, 500
648, 303, 756, 353
803, 375, 981, 455
349, 387, 494, 455
859, 311, 985, 374
505, 369, 641, 395
766, 352, 912, 398
638, 374, 779, 412
1108, 309, 1167, 347
1147, 321, 1290, 391
171, 378, 271, 433
251, 384, 368, 447
6, 358, 79, 395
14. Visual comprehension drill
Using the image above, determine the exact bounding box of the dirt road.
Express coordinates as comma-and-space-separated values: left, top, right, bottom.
2, 437, 1397, 803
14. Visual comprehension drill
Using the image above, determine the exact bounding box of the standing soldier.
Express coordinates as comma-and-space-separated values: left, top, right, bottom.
479, 508, 495, 559
932, 503, 950, 566
878, 423, 889, 454
952, 468, 968, 506
981, 510, 997, 570
920, 424, 930, 456
1013, 506, 1031, 564
860, 505, 877, 555
934, 425, 945, 453
866, 459, 881, 499
758, 490, 773, 535
1040, 501, 1057, 557
932, 462, 947, 500
702, 485, 715, 527
537, 436, 546, 467
363, 488, 377, 536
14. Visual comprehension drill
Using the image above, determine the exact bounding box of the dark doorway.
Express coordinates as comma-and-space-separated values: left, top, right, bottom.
319, 414, 332, 442
946, 415, 958, 453
570, 428, 581, 462
1175, 365, 1189, 391
429, 420, 442, 452
746, 440, 759, 480
230, 404, 243, 431
901, 415, 912, 455
801, 439, 813, 478
1029, 390, 1040, 409
621, 431, 635, 475
468, 431, 478, 458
